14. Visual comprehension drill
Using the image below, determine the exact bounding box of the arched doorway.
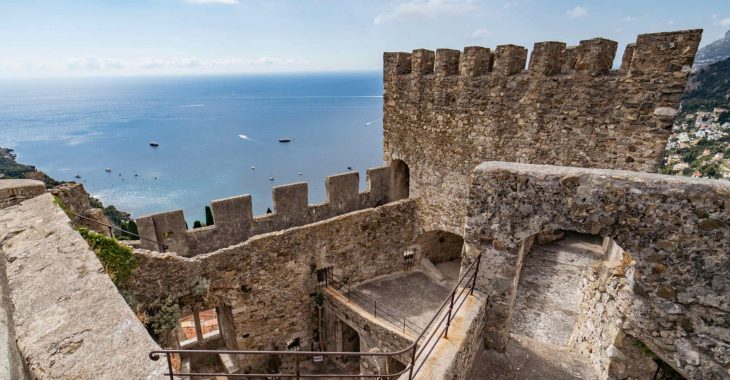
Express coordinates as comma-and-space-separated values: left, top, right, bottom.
414, 230, 464, 285
389, 159, 409, 201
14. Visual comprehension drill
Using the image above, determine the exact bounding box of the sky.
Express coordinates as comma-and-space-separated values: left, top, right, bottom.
1, 0, 729, 78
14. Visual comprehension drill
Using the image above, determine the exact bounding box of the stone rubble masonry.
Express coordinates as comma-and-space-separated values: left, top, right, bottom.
126, 199, 418, 372
0, 193, 166, 379
50, 182, 114, 237
462, 161, 729, 380
383, 29, 703, 235
322, 288, 413, 375
135, 164, 404, 257
0, 179, 45, 210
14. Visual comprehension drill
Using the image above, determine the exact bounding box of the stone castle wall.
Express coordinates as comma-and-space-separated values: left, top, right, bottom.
383, 29, 702, 234
462, 162, 729, 379
126, 199, 418, 371
136, 164, 406, 257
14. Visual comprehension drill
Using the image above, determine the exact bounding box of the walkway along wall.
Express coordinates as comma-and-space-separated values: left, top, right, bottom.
383, 29, 702, 235
126, 199, 418, 372
135, 164, 406, 257
462, 162, 729, 379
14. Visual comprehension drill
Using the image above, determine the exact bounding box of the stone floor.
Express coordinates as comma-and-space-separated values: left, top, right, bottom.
469, 334, 596, 380
352, 259, 461, 332
470, 233, 604, 379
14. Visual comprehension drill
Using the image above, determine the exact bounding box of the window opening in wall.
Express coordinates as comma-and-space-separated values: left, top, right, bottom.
199, 308, 220, 339
403, 248, 415, 270
178, 307, 221, 347
287, 337, 301, 351
316, 266, 333, 286
179, 314, 198, 347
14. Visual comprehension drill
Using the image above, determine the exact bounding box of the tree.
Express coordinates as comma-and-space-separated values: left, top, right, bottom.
266, 207, 273, 214
205, 206, 214, 226
126, 220, 139, 237
193, 220, 203, 229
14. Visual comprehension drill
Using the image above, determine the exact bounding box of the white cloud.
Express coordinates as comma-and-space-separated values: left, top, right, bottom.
470, 28, 491, 39
374, 0, 478, 25
721, 18, 730, 26
619, 16, 634, 22
187, 0, 239, 4
566, 6, 588, 19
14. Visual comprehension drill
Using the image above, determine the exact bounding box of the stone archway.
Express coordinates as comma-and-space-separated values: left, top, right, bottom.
462, 162, 729, 380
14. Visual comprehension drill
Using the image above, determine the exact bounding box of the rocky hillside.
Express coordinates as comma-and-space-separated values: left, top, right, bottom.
1, 146, 133, 228
694, 30, 730, 67
660, 56, 730, 179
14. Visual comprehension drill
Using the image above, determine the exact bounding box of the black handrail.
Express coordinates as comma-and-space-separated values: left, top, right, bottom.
68, 211, 169, 252
150, 254, 482, 379
328, 273, 425, 336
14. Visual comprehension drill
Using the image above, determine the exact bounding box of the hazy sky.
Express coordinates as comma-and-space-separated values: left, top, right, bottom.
1, 0, 729, 77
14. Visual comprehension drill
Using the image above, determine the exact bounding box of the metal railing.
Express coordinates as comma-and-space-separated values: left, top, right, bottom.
68, 211, 169, 252
149, 254, 482, 379
328, 273, 425, 336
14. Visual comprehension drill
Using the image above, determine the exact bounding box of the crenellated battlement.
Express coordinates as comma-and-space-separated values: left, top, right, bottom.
384, 29, 700, 79
135, 164, 406, 257
383, 29, 702, 235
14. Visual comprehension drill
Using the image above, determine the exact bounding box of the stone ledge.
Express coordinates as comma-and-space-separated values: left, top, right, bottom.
0, 193, 166, 379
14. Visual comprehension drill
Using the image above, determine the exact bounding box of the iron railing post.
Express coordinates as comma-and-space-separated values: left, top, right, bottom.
165, 353, 174, 380
374, 301, 377, 318
296, 355, 301, 380
408, 343, 417, 380
445, 291, 454, 339
108, 226, 114, 238
470, 254, 481, 295
403, 318, 406, 333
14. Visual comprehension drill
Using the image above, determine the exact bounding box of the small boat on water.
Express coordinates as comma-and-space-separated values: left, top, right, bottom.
149, 141, 159, 147
74, 175, 81, 179
297, 172, 302, 176
251, 166, 256, 170
105, 168, 112, 173
269, 177, 275, 181
278, 138, 291, 143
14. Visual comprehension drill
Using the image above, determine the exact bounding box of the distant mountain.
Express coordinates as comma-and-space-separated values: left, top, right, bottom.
694, 30, 730, 67
683, 56, 730, 114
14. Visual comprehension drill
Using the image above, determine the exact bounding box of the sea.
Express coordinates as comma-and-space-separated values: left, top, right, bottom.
0, 73, 384, 223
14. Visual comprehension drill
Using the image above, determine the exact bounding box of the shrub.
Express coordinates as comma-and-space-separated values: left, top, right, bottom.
78, 227, 137, 284
205, 206, 214, 226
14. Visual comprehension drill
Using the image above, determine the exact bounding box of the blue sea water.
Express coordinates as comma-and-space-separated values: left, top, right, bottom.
0, 73, 384, 223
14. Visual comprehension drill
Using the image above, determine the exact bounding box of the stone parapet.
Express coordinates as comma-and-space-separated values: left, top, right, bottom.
0, 179, 45, 210
0, 193, 166, 379
383, 29, 703, 235
136, 165, 404, 257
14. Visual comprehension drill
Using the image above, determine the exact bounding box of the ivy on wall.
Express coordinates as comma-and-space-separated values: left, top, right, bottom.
78, 227, 138, 284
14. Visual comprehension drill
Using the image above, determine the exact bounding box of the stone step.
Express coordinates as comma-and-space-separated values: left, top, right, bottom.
218, 353, 240, 374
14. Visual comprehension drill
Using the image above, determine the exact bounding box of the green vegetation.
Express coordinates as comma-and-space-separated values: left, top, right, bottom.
205, 205, 214, 226
0, 147, 61, 188
193, 220, 203, 229
78, 227, 138, 284
146, 296, 182, 340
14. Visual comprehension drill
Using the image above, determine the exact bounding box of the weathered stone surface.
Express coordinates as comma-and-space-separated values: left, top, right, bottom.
126, 199, 419, 372
0, 194, 165, 379
0, 179, 45, 210
383, 29, 702, 234
50, 182, 113, 236
463, 162, 729, 380
135, 165, 401, 257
